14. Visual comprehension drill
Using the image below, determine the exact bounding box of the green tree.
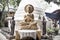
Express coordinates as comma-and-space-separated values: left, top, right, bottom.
16, 0, 21, 6
0, 0, 8, 27
0, 0, 21, 27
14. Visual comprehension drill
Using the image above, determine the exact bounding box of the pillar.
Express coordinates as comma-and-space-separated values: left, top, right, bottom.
8, 20, 11, 32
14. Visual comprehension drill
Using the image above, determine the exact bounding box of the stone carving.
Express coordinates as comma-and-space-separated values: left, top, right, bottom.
20, 4, 38, 30
15, 31, 20, 40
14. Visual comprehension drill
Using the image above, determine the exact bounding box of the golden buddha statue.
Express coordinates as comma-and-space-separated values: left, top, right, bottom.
20, 4, 38, 30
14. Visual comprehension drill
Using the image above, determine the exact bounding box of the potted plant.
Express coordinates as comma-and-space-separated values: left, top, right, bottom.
53, 27, 59, 35
47, 27, 54, 35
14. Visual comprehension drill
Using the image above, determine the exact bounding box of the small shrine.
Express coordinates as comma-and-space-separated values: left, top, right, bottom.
15, 4, 41, 40
14, 0, 51, 40
14, 0, 48, 40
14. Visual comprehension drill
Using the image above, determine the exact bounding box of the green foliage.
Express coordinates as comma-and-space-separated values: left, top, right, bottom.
0, 0, 21, 27
46, 27, 54, 33
0, 21, 4, 27
1, 0, 7, 6
16, 0, 21, 6
0, 0, 7, 27
9, 0, 21, 7
53, 27, 59, 31
10, 0, 15, 5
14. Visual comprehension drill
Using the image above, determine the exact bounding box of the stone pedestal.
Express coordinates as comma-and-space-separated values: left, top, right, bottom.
15, 30, 41, 40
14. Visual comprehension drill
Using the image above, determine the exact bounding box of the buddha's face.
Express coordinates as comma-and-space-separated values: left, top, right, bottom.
25, 4, 34, 13
26, 6, 31, 13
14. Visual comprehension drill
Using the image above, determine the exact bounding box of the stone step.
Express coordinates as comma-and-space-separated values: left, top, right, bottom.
1, 30, 15, 40
53, 35, 60, 40
1, 27, 10, 33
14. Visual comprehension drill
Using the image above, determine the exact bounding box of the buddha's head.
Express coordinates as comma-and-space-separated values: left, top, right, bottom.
24, 4, 34, 13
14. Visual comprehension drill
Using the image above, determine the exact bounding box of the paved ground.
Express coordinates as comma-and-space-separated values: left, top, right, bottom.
0, 27, 15, 40
0, 27, 60, 40
0, 29, 8, 40
53, 35, 60, 40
